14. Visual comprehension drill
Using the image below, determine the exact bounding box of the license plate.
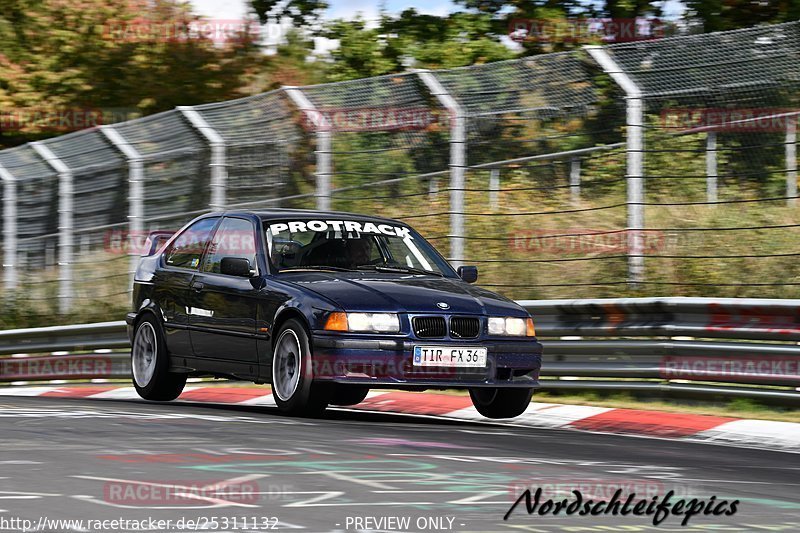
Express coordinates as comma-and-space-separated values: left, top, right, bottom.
413, 346, 487, 367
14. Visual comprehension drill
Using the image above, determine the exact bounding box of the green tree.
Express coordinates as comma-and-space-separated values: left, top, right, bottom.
321, 18, 398, 81
250, 0, 328, 26
322, 10, 514, 82
262, 28, 323, 88
0, 0, 263, 146
684, 0, 800, 32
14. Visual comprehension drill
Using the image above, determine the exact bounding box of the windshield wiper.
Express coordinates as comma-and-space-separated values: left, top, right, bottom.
356, 264, 443, 277
281, 265, 355, 272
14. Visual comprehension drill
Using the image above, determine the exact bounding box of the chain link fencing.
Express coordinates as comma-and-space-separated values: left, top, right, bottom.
1, 21, 799, 325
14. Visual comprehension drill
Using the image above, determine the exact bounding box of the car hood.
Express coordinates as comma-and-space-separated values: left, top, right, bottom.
277, 272, 526, 316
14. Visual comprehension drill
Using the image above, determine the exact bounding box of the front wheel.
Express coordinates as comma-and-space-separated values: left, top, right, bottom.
469, 387, 533, 419
271, 319, 330, 416
131, 315, 187, 401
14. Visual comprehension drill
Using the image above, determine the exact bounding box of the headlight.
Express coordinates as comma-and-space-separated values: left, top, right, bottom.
488, 316, 536, 336
324, 312, 400, 333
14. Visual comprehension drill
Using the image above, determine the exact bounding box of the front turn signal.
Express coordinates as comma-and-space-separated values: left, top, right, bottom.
324, 312, 348, 331
526, 318, 536, 337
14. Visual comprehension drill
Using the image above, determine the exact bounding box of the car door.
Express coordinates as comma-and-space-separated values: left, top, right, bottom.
188, 216, 260, 364
156, 216, 220, 356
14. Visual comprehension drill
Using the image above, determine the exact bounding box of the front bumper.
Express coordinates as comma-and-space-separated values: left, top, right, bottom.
311, 333, 542, 389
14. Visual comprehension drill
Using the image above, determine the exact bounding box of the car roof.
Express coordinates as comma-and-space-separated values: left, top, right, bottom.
211, 208, 409, 227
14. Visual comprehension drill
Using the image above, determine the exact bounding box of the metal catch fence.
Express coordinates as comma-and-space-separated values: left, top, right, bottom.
1, 22, 799, 322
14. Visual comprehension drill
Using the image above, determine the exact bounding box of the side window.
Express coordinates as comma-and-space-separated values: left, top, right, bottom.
202, 217, 258, 274
164, 217, 219, 269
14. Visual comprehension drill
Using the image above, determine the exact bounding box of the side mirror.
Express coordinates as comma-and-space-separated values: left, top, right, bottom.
220, 257, 254, 277
457, 265, 478, 283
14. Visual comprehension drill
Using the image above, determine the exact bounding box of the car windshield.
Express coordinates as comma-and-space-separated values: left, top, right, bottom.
265, 218, 452, 276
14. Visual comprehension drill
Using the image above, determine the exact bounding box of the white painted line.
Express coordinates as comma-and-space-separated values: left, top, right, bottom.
695, 419, 800, 451
278, 491, 345, 507
296, 447, 335, 455
89, 386, 201, 400
238, 393, 276, 407
517, 403, 614, 428
0, 490, 62, 498
433, 405, 482, 421
10, 354, 29, 358
0, 387, 55, 396
446, 401, 613, 428
51, 351, 69, 356
86, 387, 140, 400
206, 473, 267, 490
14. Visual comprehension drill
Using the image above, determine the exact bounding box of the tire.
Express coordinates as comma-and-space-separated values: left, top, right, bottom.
468, 387, 533, 419
131, 315, 187, 401
271, 318, 330, 416
329, 385, 369, 407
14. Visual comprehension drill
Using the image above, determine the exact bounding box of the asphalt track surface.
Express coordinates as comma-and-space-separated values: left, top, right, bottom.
0, 396, 798, 532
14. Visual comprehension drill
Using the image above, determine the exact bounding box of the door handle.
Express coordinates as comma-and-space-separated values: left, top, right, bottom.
191, 281, 204, 292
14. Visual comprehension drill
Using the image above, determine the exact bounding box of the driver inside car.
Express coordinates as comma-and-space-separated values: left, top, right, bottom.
345, 237, 374, 268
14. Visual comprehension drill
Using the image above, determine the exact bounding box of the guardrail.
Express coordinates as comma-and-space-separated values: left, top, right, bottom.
0, 321, 130, 355
1, 298, 799, 403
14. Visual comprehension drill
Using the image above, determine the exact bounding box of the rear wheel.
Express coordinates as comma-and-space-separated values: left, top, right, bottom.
469, 387, 533, 419
271, 319, 330, 416
131, 315, 186, 401
329, 385, 369, 407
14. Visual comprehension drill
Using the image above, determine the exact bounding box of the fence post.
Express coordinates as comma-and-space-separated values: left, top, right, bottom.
178, 106, 227, 210
570, 156, 581, 204
30, 143, 73, 314
706, 131, 718, 203
416, 70, 467, 267
0, 164, 17, 293
283, 87, 332, 211
788, 114, 797, 207
585, 46, 645, 285
100, 126, 144, 292
429, 177, 439, 198
489, 168, 500, 209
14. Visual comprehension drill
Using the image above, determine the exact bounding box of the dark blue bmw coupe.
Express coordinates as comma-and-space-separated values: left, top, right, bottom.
126, 209, 542, 418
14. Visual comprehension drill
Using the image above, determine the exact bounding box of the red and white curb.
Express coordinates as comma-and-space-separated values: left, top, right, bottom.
1, 385, 799, 453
